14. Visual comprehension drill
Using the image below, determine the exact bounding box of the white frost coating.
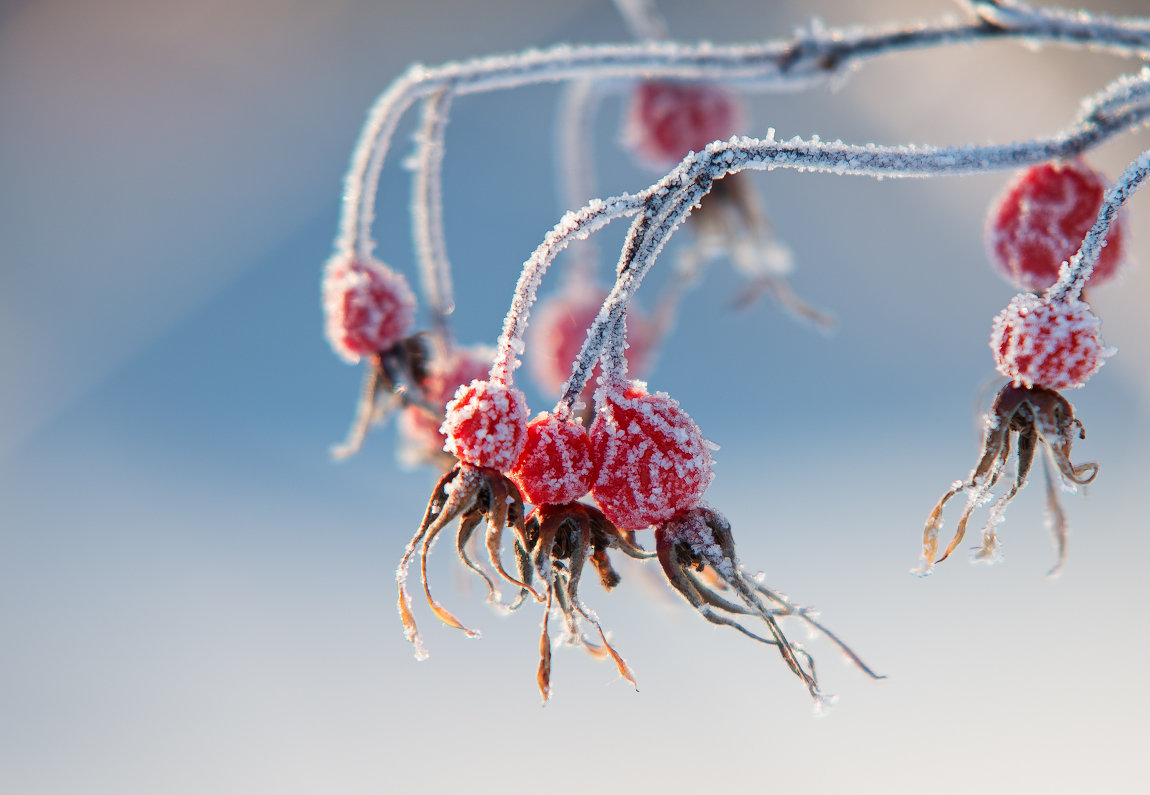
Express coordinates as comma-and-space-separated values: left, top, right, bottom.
411, 88, 457, 350
441, 379, 529, 470
590, 383, 714, 529
991, 293, 1111, 389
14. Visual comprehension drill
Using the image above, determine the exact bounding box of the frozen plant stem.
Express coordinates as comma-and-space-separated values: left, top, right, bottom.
498, 69, 1150, 403
337, 2, 1150, 264
411, 88, 457, 355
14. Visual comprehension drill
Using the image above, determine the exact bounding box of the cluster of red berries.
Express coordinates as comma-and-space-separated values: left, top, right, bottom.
441, 377, 713, 525
983, 159, 1122, 392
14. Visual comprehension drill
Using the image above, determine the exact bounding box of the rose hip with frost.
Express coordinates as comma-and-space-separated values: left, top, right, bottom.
990, 293, 1109, 391
986, 160, 1126, 292
322, 254, 418, 363
589, 382, 713, 530
510, 412, 595, 506
440, 379, 529, 471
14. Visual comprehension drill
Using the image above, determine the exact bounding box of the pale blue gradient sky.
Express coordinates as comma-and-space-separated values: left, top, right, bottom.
2, 1, 1149, 793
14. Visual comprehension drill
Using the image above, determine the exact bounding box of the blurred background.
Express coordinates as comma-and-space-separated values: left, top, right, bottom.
2, 0, 1149, 792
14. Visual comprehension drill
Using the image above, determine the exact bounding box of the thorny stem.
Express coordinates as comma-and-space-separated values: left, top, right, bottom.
411, 88, 457, 355
336, 3, 1150, 260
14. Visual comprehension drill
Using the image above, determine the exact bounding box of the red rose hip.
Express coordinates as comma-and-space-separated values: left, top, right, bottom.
323, 254, 417, 363
986, 159, 1126, 292
589, 383, 713, 530
990, 293, 1109, 390
441, 379, 530, 471
510, 412, 595, 506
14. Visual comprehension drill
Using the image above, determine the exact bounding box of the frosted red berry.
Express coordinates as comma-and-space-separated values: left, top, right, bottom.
527, 285, 654, 399
986, 159, 1126, 292
990, 293, 1108, 390
510, 412, 595, 506
589, 383, 713, 530
323, 254, 417, 363
398, 345, 494, 462
441, 379, 529, 471
623, 80, 744, 169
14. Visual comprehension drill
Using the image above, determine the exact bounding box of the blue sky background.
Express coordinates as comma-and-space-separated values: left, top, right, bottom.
2, 1, 1149, 792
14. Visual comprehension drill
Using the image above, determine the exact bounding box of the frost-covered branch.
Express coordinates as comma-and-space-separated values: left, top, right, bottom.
336, 2, 1150, 262
411, 88, 456, 352
483, 68, 1150, 403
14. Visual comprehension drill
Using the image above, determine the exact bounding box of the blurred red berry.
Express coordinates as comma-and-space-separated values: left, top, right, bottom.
986, 159, 1126, 292
623, 80, 744, 169
589, 383, 713, 530
991, 293, 1109, 390
527, 285, 654, 400
323, 255, 417, 363
441, 379, 529, 471
510, 412, 595, 506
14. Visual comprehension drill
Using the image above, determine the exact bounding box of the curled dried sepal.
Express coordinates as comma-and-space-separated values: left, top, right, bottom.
396, 464, 539, 659
918, 383, 1097, 575
655, 506, 881, 706
332, 335, 435, 459
525, 502, 654, 703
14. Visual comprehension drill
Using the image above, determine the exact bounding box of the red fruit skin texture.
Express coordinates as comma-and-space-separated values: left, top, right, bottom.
510, 413, 595, 506
399, 345, 494, 460
986, 160, 1126, 292
991, 293, 1108, 390
624, 81, 744, 170
323, 255, 417, 363
441, 379, 529, 471
528, 285, 654, 399
590, 385, 713, 530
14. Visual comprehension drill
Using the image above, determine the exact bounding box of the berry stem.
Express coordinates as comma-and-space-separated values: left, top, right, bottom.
411, 87, 458, 355
555, 79, 605, 287
1049, 147, 1150, 303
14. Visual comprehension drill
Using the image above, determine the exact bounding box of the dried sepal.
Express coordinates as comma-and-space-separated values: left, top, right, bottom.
395, 464, 538, 659
332, 335, 435, 459
525, 502, 653, 703
918, 383, 1097, 575
655, 506, 881, 707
